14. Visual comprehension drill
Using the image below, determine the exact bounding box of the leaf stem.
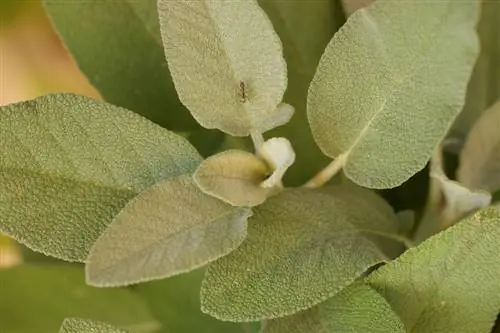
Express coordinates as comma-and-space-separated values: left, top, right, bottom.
303, 153, 347, 188
250, 130, 265, 153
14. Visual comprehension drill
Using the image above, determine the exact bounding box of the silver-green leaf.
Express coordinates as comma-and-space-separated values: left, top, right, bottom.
158, 0, 288, 136
59, 318, 128, 333
307, 0, 479, 189
86, 175, 251, 287
201, 187, 398, 321
0, 93, 201, 261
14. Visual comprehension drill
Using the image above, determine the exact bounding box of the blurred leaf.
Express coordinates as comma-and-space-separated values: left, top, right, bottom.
157, 0, 288, 136
43, 0, 199, 131
59, 318, 128, 333
261, 282, 405, 333
341, 0, 373, 16
0, 94, 201, 262
368, 207, 500, 333
86, 175, 251, 287
186, 129, 225, 158
201, 187, 397, 321
0, 265, 156, 333
135, 269, 259, 333
194, 150, 270, 207
450, 1, 500, 141
307, 0, 479, 188
260, 0, 345, 185
458, 100, 500, 192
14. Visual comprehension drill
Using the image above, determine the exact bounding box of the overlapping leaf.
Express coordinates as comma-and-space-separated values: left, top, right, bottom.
261, 282, 405, 333
201, 187, 399, 321
43, 0, 198, 131
0, 94, 201, 261
59, 318, 128, 333
86, 175, 251, 287
368, 207, 500, 333
158, 0, 288, 136
0, 265, 156, 333
308, 0, 479, 188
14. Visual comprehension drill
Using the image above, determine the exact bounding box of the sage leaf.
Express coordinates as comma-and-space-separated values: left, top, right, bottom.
59, 318, 127, 333
43, 0, 198, 131
341, 0, 373, 16
258, 138, 296, 188
368, 207, 500, 333
259, 0, 343, 185
261, 282, 405, 333
194, 150, 270, 207
0, 265, 156, 333
307, 0, 480, 188
201, 187, 397, 321
0, 93, 201, 262
158, 0, 287, 136
458, 100, 500, 192
86, 175, 251, 287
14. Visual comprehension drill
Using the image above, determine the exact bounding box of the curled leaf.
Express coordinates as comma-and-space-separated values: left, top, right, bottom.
259, 137, 295, 188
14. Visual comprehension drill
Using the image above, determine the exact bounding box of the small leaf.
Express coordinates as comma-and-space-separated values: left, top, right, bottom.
43, 0, 199, 131
341, 0, 373, 16
86, 175, 251, 287
0, 265, 156, 333
0, 93, 201, 261
59, 318, 128, 333
261, 282, 405, 333
458, 100, 500, 192
307, 0, 479, 188
368, 207, 500, 333
258, 137, 295, 188
158, 0, 287, 136
201, 187, 397, 321
194, 150, 270, 207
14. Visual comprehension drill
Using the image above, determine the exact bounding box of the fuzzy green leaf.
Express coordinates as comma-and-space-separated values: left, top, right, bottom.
308, 0, 479, 188
0, 94, 201, 262
201, 187, 398, 321
59, 318, 128, 333
43, 0, 198, 131
158, 0, 287, 136
0, 265, 157, 333
86, 175, 251, 287
458, 100, 500, 193
261, 282, 405, 333
194, 150, 270, 207
368, 207, 500, 333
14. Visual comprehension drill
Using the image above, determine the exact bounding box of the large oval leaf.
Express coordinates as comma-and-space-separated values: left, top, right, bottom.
158, 0, 287, 136
368, 207, 500, 333
0, 93, 201, 261
307, 0, 479, 188
86, 175, 251, 287
43, 0, 198, 131
261, 282, 405, 333
201, 187, 399, 321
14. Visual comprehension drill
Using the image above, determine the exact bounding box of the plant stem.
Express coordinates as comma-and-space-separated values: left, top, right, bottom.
250, 130, 265, 153
303, 153, 347, 188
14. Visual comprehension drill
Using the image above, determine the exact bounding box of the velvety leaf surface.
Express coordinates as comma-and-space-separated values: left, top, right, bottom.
368, 207, 500, 333
201, 187, 398, 321
0, 94, 201, 261
458, 100, 500, 192
307, 0, 479, 188
43, 0, 198, 131
59, 318, 128, 333
158, 0, 287, 136
194, 150, 270, 207
261, 282, 405, 333
0, 265, 156, 333
86, 175, 251, 287
259, 0, 344, 185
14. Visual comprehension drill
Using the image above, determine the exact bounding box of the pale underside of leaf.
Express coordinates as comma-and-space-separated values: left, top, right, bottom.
194, 150, 270, 207
368, 207, 500, 333
201, 188, 394, 321
458, 100, 500, 192
158, 0, 288, 136
307, 0, 479, 188
59, 318, 128, 333
260, 282, 405, 333
0, 93, 202, 262
86, 175, 251, 287
258, 137, 296, 188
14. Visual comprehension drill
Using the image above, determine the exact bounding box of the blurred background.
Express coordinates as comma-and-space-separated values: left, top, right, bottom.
0, 0, 99, 268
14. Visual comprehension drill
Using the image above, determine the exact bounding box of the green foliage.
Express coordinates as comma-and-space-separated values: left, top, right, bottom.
2, 0, 499, 332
